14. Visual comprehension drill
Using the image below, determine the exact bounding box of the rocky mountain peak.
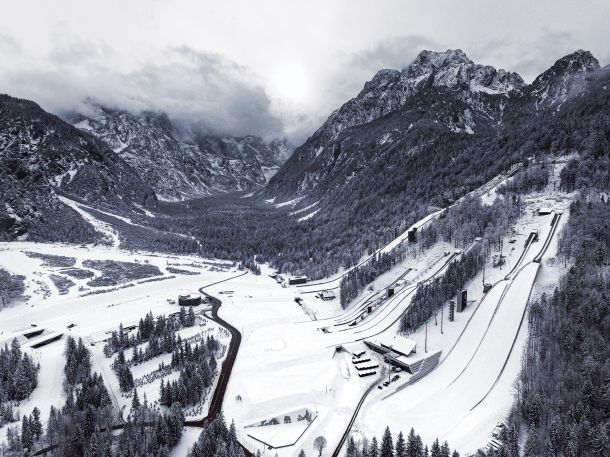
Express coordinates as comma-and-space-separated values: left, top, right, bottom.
401, 49, 524, 94
530, 49, 600, 108
412, 48, 473, 67
313, 49, 523, 149
70, 105, 291, 200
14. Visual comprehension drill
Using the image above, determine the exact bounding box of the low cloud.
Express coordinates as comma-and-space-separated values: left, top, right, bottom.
291, 34, 442, 139
0, 39, 284, 140
469, 30, 589, 83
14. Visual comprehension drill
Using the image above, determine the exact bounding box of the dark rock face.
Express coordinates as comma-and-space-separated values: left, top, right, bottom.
0, 94, 156, 241
264, 49, 601, 202
71, 107, 291, 200
529, 50, 600, 109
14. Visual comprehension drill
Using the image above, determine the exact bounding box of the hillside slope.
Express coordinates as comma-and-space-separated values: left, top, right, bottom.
265, 50, 600, 203
0, 94, 157, 242
248, 50, 608, 276
71, 107, 290, 200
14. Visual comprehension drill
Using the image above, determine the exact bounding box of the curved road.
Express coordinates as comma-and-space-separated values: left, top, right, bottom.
34, 270, 252, 457
182, 272, 252, 455
185, 286, 243, 425
331, 374, 385, 457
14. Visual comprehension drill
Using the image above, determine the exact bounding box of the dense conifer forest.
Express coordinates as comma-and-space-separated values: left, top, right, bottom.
0, 269, 25, 309
473, 92, 610, 456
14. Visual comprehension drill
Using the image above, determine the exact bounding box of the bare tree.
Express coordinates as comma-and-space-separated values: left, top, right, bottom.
313, 436, 327, 456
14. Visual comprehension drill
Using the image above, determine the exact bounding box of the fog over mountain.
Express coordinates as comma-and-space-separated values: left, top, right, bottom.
0, 4, 609, 457
0, 0, 608, 143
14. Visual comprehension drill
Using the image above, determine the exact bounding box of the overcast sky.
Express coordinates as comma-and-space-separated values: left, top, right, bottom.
1, 0, 608, 142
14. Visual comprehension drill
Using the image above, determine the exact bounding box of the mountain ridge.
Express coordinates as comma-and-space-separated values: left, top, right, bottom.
0, 93, 157, 242
264, 49, 602, 202
69, 106, 291, 200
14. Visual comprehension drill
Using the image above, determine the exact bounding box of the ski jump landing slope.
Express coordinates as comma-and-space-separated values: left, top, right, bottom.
357, 214, 559, 454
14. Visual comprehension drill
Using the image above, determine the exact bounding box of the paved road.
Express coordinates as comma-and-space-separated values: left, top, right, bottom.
34, 272, 251, 457
185, 286, 243, 426
180, 274, 252, 455
331, 374, 384, 457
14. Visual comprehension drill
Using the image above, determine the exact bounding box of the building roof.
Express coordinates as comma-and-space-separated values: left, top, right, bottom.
371, 334, 417, 357
179, 293, 201, 300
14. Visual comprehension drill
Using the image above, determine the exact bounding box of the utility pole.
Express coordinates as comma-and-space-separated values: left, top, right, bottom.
383, 355, 391, 383
425, 322, 428, 353
441, 305, 444, 334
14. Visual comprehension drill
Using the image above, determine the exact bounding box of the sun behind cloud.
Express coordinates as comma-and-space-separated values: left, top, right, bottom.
269, 62, 311, 105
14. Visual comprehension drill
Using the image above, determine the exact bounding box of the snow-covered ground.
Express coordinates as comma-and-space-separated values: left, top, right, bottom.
0, 240, 238, 444
91, 315, 231, 421
216, 162, 572, 456
0, 161, 574, 455
296, 164, 524, 295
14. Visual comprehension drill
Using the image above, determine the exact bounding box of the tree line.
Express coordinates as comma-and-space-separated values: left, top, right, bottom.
342, 426, 460, 457
340, 249, 406, 308
160, 335, 219, 407
104, 308, 196, 357
0, 269, 25, 309
0, 339, 39, 403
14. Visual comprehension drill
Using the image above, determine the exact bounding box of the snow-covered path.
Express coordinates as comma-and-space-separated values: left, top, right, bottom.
355, 211, 559, 454
298, 165, 522, 295
57, 196, 121, 248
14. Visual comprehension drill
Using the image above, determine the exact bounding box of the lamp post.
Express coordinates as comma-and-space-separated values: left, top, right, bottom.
425, 321, 428, 353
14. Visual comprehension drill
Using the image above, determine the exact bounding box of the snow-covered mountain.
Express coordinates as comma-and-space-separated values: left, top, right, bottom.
321, 49, 523, 141
529, 49, 600, 109
0, 94, 156, 242
264, 49, 600, 201
70, 107, 291, 200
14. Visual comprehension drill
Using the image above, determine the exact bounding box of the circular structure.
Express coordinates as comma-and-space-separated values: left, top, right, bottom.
178, 293, 202, 306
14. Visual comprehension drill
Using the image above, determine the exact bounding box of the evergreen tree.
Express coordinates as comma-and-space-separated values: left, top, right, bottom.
370, 436, 379, 457
430, 439, 441, 457
21, 415, 33, 452
347, 436, 358, 457
406, 429, 420, 457
131, 388, 141, 411
31, 407, 42, 440
395, 431, 407, 457
381, 427, 394, 457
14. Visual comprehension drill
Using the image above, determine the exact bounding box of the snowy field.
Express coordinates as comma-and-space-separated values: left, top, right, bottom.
0, 162, 574, 455
214, 162, 572, 456
0, 239, 239, 444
